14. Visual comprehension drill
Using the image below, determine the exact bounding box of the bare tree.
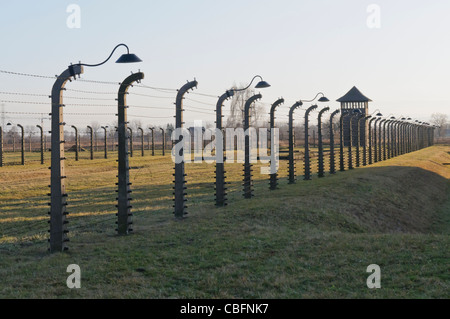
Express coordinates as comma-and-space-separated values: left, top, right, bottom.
430, 113, 448, 138
25, 125, 35, 152
226, 85, 266, 128
89, 121, 101, 151
130, 119, 143, 132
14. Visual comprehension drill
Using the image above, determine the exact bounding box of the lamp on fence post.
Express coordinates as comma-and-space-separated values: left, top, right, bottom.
36, 125, 44, 165
304, 94, 329, 181
223, 76, 270, 200
138, 127, 144, 157
287, 93, 328, 181
149, 127, 155, 156
47, 43, 141, 253
7, 123, 24, 165
101, 126, 108, 159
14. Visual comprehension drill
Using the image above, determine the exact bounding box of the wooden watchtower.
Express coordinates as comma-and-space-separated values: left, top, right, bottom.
337, 86, 372, 146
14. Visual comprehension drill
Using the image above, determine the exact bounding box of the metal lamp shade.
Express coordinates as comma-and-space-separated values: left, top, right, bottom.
255, 81, 271, 89
116, 53, 143, 63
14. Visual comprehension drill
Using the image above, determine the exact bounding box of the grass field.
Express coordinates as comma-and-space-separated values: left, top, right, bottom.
0, 145, 449, 298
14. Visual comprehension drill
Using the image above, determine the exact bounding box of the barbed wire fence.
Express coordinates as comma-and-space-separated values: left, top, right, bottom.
0, 68, 436, 251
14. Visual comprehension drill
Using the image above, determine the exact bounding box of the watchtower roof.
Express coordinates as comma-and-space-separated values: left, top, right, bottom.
337, 86, 372, 103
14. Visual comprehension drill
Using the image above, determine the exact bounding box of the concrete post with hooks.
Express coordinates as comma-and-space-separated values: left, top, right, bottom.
304, 105, 318, 180
173, 80, 198, 218
288, 102, 302, 184
149, 128, 155, 156
116, 72, 144, 235
138, 128, 144, 157
37, 125, 44, 165
386, 121, 392, 160
0, 127, 3, 167
18, 124, 24, 165
49, 64, 83, 253
269, 98, 284, 189
329, 110, 340, 174
378, 120, 384, 161
317, 107, 329, 178
395, 121, 400, 157
347, 115, 359, 170
87, 126, 94, 160
160, 128, 165, 156
356, 116, 365, 167
339, 112, 347, 172
215, 90, 234, 206
102, 127, 108, 159
373, 118, 381, 163
71, 126, 79, 161
243, 94, 262, 198
127, 127, 133, 158
382, 120, 388, 161
368, 118, 377, 165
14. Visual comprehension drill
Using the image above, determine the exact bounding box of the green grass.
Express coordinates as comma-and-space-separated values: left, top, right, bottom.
0, 146, 449, 298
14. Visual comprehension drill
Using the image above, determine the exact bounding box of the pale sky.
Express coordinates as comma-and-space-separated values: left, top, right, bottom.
1, 0, 449, 129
